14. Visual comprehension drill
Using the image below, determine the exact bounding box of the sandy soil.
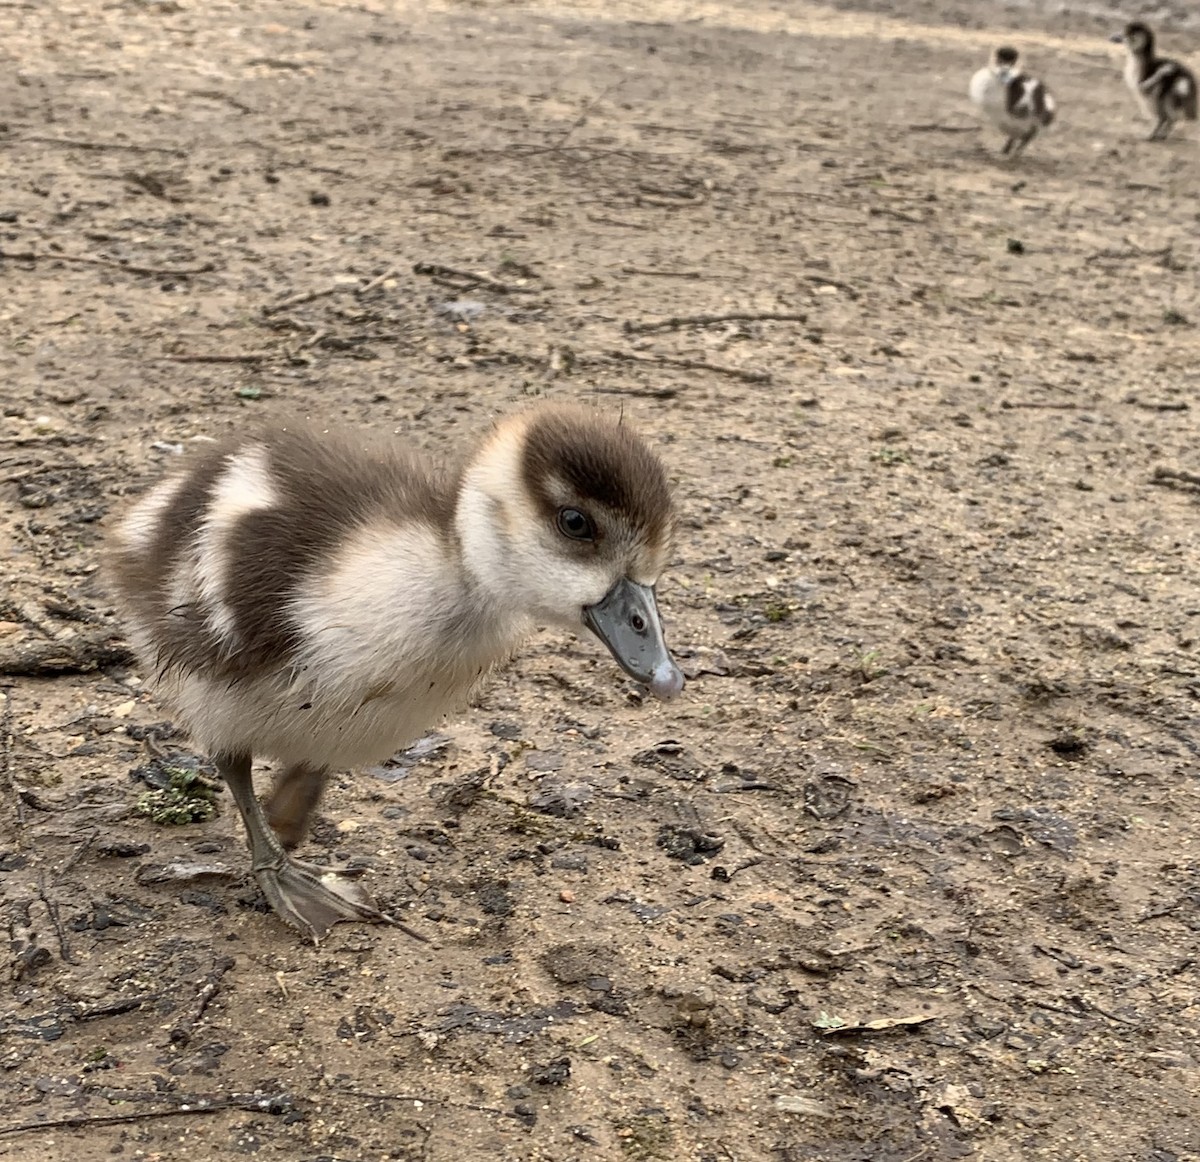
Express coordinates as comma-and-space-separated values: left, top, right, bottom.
2, 1, 1200, 1159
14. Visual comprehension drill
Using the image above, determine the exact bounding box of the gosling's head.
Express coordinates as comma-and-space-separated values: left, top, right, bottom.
457, 403, 683, 700
1112, 21, 1153, 55
992, 45, 1021, 76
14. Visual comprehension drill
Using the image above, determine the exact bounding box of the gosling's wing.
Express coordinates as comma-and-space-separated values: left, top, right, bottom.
1006, 75, 1056, 127
107, 423, 457, 679
1140, 58, 1198, 117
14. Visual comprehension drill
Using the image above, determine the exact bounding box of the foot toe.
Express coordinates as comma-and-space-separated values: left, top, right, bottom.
255, 859, 392, 941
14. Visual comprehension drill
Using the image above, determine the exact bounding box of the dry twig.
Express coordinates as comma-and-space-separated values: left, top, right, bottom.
586, 214, 652, 230
0, 1093, 292, 1137
804, 273, 859, 299
37, 873, 74, 965
620, 267, 704, 279
261, 285, 340, 316
1152, 466, 1200, 490
163, 353, 272, 364
332, 1087, 510, 1119
624, 311, 808, 335
1, 691, 20, 828
19, 136, 186, 156
75, 995, 156, 1021
356, 266, 398, 296
0, 434, 95, 448
412, 262, 531, 294
0, 250, 214, 278
590, 386, 679, 400
170, 956, 236, 1047
602, 350, 770, 384
999, 400, 1077, 411
1127, 396, 1188, 413
0, 630, 134, 677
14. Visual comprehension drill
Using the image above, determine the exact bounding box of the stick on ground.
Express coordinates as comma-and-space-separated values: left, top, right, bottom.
261, 285, 340, 316
412, 262, 531, 294
163, 353, 272, 364
623, 311, 809, 335
170, 956, 236, 1047
602, 350, 771, 384
2, 692, 21, 828
0, 1093, 293, 1138
0, 251, 214, 278
0, 631, 135, 677
356, 266, 398, 296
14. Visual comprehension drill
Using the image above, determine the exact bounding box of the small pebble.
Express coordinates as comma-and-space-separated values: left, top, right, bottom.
560, 889, 574, 904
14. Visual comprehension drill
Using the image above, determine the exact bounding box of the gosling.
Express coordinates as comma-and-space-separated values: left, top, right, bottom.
1112, 21, 1197, 141
969, 46, 1057, 157
107, 404, 685, 940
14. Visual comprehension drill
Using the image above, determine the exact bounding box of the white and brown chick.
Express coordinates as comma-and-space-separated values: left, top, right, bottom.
969, 46, 1057, 156
1112, 21, 1197, 140
107, 403, 684, 940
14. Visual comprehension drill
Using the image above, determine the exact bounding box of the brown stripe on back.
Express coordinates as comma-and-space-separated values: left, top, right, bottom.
107, 420, 461, 681
217, 423, 458, 670
519, 405, 673, 546
105, 442, 236, 678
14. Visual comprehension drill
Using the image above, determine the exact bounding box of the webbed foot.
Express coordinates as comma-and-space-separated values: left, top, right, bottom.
216, 752, 425, 944
254, 855, 393, 941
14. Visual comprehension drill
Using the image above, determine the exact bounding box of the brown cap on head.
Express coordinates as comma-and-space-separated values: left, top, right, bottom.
1115, 21, 1153, 50
518, 404, 674, 549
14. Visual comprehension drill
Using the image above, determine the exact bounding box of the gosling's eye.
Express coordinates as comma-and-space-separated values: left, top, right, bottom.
556, 507, 595, 542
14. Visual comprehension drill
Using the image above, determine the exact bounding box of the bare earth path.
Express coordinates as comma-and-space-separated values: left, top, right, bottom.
1, 1, 1199, 1159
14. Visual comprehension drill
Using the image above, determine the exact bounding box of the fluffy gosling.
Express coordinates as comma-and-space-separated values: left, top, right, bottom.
108, 404, 684, 939
969, 46, 1057, 157
1112, 21, 1197, 141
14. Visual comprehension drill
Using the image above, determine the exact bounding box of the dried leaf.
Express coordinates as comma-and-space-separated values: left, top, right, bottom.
775, 1095, 834, 1117
818, 1013, 937, 1036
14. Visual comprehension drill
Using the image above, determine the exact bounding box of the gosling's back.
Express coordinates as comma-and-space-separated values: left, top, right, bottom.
107, 425, 515, 768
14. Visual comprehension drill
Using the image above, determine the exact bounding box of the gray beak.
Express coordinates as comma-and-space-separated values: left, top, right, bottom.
1109, 32, 1124, 43
583, 578, 685, 701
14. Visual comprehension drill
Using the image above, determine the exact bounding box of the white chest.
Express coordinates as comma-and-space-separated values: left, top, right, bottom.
1124, 55, 1153, 115
152, 519, 533, 770
969, 68, 1026, 136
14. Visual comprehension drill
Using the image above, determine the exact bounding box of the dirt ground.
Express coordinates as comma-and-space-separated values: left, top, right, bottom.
2, 0, 1199, 1158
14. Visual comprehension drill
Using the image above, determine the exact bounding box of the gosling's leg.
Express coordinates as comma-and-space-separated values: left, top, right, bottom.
265, 761, 329, 850
1010, 129, 1036, 157
215, 752, 392, 942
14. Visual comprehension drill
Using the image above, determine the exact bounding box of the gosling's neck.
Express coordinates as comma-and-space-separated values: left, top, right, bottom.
1125, 36, 1153, 74
452, 420, 539, 632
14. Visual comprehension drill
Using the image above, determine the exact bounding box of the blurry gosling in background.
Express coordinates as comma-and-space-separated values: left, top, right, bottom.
969, 46, 1057, 156
1112, 21, 1197, 140
108, 404, 685, 940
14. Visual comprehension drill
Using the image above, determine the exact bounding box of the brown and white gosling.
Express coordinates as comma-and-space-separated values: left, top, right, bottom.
1112, 21, 1197, 141
969, 46, 1057, 156
107, 404, 685, 939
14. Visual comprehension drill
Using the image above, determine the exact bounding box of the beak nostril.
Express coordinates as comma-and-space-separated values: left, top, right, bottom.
584, 577, 676, 691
